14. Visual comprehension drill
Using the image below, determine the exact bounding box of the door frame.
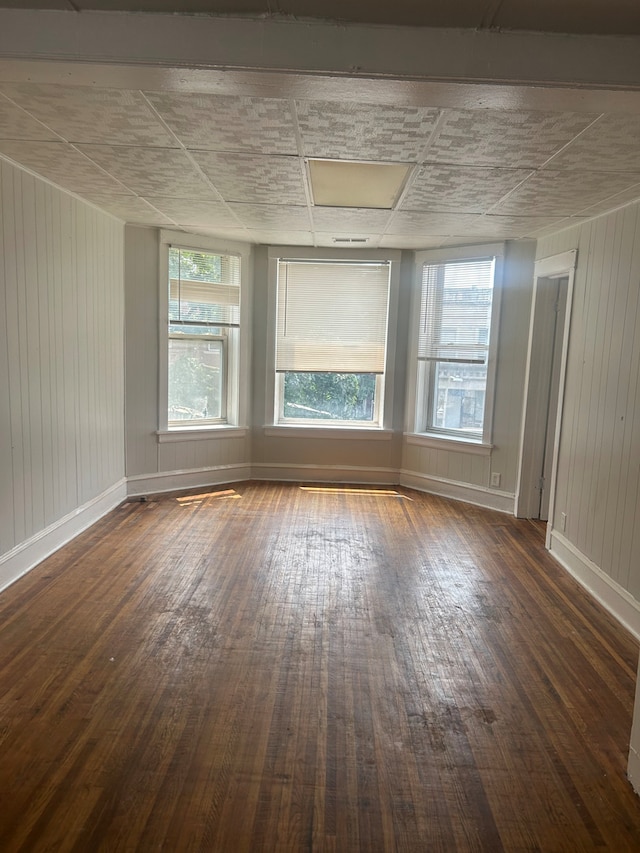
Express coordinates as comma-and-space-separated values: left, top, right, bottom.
515, 250, 576, 547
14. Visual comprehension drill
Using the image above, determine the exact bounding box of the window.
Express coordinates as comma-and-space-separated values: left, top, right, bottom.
167, 246, 240, 427
415, 253, 500, 442
274, 258, 391, 427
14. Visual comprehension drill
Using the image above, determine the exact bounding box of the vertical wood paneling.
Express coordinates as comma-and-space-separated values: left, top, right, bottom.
0, 158, 124, 559
124, 226, 160, 477
0, 164, 14, 552
38, 182, 54, 527
596, 209, 634, 579
617, 212, 640, 593
537, 201, 640, 600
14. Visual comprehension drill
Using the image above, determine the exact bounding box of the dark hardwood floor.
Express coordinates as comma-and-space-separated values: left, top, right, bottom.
0, 481, 639, 851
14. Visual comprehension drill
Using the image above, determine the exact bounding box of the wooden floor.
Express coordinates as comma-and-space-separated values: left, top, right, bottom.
1, 482, 639, 852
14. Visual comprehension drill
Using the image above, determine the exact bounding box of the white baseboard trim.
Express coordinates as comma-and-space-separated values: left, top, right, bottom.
0, 478, 127, 595
399, 469, 515, 514
628, 745, 640, 793
549, 530, 640, 641
251, 463, 398, 485
126, 463, 252, 497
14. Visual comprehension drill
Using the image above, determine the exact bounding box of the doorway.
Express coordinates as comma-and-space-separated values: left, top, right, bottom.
536, 275, 568, 520
516, 251, 576, 531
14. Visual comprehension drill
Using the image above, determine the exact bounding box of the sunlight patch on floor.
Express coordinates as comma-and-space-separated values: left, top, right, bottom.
176, 489, 240, 506
299, 486, 412, 499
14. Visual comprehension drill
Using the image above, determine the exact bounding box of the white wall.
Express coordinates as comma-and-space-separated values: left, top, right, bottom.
125, 225, 160, 478
0, 158, 125, 588
536, 203, 640, 607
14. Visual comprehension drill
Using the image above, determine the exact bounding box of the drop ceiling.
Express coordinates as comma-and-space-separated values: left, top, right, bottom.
0, 5, 640, 249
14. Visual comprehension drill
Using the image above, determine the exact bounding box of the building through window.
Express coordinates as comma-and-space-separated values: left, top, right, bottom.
416, 254, 499, 442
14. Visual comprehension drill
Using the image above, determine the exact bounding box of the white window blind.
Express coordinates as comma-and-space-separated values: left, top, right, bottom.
276, 259, 391, 373
169, 248, 240, 327
418, 257, 495, 364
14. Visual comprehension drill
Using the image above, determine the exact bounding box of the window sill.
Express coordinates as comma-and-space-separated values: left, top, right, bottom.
157, 426, 248, 443
405, 432, 493, 456
264, 426, 393, 441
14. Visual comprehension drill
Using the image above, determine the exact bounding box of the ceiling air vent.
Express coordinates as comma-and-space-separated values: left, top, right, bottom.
332, 237, 368, 244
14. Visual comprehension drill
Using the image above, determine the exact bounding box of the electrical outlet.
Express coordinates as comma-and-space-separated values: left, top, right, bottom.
490, 472, 501, 488
560, 512, 567, 532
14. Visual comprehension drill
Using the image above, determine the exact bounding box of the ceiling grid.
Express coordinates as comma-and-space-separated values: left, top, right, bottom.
0, 3, 639, 247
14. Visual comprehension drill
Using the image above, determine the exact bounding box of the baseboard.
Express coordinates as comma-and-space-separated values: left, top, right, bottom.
399, 469, 515, 513
0, 478, 127, 595
549, 530, 640, 641
127, 463, 252, 497
628, 745, 640, 794
251, 463, 397, 485
129, 462, 516, 510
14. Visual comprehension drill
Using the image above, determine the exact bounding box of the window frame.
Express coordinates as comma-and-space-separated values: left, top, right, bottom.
409, 244, 504, 448
167, 332, 228, 426
158, 230, 251, 437
266, 246, 401, 432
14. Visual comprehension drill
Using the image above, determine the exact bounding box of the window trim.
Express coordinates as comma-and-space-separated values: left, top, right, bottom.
266, 246, 401, 431
159, 230, 251, 438
408, 243, 504, 447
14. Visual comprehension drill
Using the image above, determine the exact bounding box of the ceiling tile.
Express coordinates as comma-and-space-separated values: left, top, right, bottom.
0, 141, 131, 193
438, 236, 528, 250
0, 95, 62, 141
544, 114, 640, 172
427, 109, 598, 168
145, 92, 299, 154
311, 207, 392, 232
145, 197, 239, 227
490, 169, 640, 215
192, 151, 306, 204
249, 230, 315, 246
572, 184, 640, 216
76, 144, 219, 199
463, 214, 566, 239
401, 165, 532, 213
380, 235, 448, 250
295, 101, 440, 161
77, 193, 173, 225
228, 203, 311, 230
526, 216, 588, 238
172, 225, 251, 242
1, 84, 176, 147
386, 211, 481, 236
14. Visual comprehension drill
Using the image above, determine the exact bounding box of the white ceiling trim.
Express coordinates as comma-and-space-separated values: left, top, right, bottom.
1, 10, 640, 93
